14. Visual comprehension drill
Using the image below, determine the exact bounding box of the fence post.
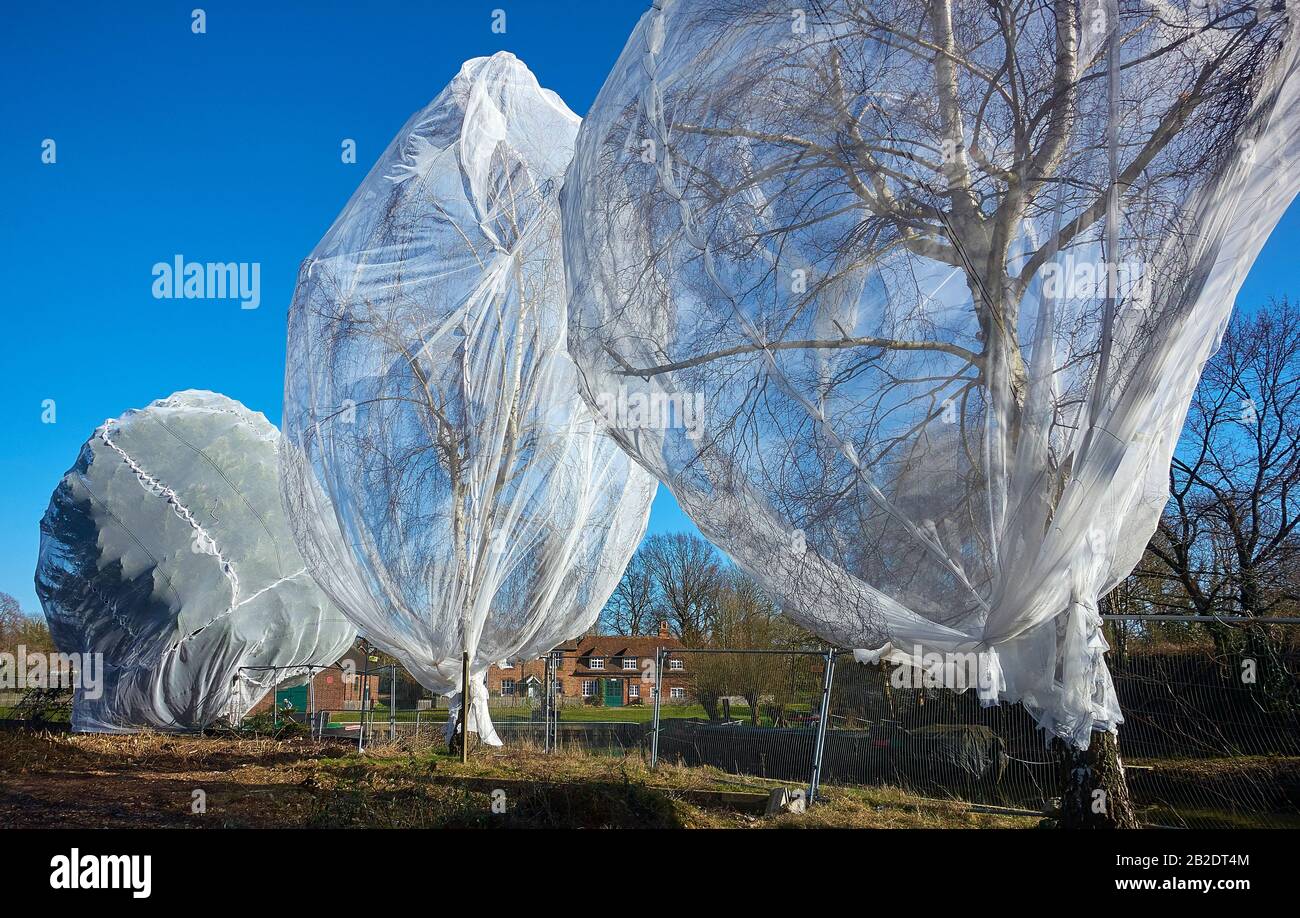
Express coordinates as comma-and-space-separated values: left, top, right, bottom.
650, 646, 663, 769
460, 650, 470, 764
552, 653, 562, 751
808, 647, 836, 805
543, 652, 554, 752
358, 656, 370, 754
389, 665, 396, 741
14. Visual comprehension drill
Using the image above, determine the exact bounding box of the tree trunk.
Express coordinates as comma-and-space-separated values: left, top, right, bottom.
880, 664, 896, 720
447, 709, 464, 756
698, 693, 720, 721
1053, 731, 1140, 828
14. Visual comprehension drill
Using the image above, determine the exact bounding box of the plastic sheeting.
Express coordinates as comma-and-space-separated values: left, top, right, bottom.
35, 390, 356, 732
281, 53, 656, 744
562, 1, 1300, 746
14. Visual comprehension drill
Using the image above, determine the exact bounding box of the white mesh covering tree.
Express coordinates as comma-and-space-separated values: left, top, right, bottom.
281, 53, 656, 745
562, 0, 1299, 820
35, 390, 356, 732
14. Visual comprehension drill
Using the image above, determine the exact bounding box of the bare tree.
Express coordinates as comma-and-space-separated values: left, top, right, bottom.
565, 0, 1296, 827
0, 593, 55, 654
641, 533, 725, 646
1152, 299, 1300, 617
282, 56, 656, 748
710, 571, 813, 724
577, 1, 1285, 599
600, 548, 660, 635
1144, 297, 1300, 702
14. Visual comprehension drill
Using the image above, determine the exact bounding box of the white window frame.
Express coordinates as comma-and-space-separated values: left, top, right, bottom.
589, 657, 604, 670
622, 657, 638, 670
581, 679, 597, 697
500, 679, 515, 696
669, 687, 686, 700
628, 683, 640, 699
668, 658, 684, 671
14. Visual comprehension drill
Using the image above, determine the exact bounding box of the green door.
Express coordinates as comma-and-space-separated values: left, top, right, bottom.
603, 678, 623, 707
275, 683, 309, 713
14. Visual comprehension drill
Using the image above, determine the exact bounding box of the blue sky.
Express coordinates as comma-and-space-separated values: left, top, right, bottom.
0, 0, 1296, 618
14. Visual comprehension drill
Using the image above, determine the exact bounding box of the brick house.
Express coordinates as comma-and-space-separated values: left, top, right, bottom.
247, 645, 381, 716
486, 622, 692, 706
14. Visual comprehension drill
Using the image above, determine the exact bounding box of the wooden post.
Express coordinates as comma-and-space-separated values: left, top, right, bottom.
461, 650, 470, 764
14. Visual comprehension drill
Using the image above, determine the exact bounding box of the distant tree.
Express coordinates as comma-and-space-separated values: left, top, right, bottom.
1142, 298, 1300, 706
1150, 299, 1300, 623
641, 533, 724, 646
0, 592, 55, 654
709, 572, 812, 725
1100, 546, 1210, 666
600, 548, 659, 636
686, 653, 730, 720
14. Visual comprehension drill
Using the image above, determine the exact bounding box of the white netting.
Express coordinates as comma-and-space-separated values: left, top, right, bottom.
281, 53, 656, 744
561, 0, 1300, 746
35, 390, 356, 732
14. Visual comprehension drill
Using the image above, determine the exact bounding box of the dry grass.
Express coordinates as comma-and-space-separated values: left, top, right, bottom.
0, 730, 1037, 829
1125, 754, 1300, 828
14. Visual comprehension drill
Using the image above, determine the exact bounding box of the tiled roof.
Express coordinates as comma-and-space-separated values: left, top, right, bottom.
487, 634, 687, 671
571, 634, 684, 658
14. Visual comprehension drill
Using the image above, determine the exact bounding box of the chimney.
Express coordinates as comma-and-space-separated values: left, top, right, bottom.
657, 620, 671, 640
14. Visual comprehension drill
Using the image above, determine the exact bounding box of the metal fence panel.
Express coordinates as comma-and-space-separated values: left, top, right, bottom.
225, 621, 1298, 828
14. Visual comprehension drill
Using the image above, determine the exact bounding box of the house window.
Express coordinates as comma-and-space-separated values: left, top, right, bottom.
668, 658, 684, 670
501, 679, 515, 696
629, 683, 640, 699
589, 657, 604, 670
581, 679, 597, 697
669, 687, 686, 700
622, 657, 638, 670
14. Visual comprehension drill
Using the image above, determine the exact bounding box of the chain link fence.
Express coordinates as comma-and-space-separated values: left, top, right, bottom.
553, 619, 1296, 827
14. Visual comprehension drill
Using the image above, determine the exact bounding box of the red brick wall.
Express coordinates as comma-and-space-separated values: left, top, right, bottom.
486, 645, 694, 706
485, 658, 547, 701
246, 667, 380, 716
